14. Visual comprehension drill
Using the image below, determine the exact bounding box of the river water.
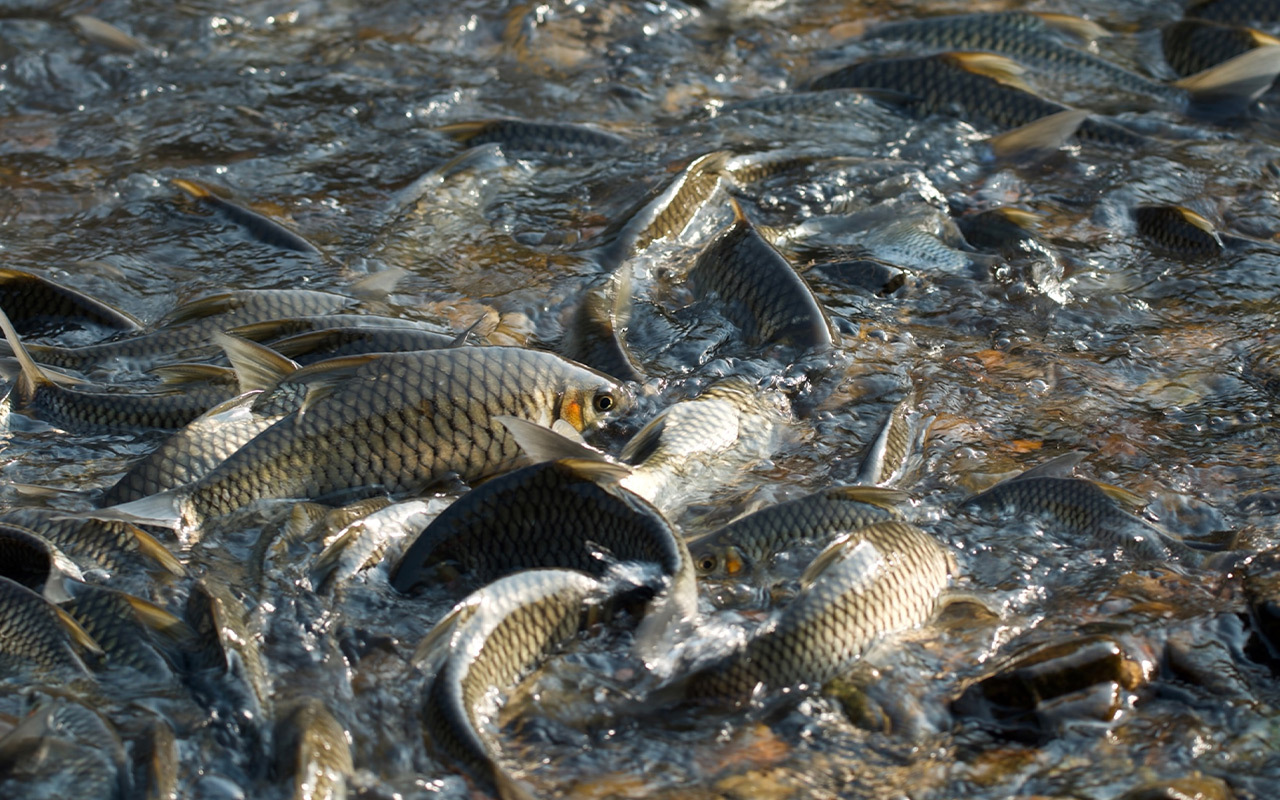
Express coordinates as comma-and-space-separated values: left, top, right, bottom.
2, 0, 1280, 798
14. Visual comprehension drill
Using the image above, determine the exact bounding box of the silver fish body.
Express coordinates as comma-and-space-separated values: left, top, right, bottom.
619, 378, 791, 513
689, 485, 903, 581
420, 569, 599, 799
112, 346, 629, 531
686, 206, 837, 350
684, 520, 950, 703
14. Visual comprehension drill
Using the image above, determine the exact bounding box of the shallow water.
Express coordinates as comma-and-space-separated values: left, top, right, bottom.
3, 0, 1280, 798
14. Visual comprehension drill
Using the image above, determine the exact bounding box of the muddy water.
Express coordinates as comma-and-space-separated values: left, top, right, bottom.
2, 0, 1280, 798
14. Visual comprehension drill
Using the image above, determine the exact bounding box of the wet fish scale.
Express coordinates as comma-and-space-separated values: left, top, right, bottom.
0, 508, 175, 576
63, 584, 172, 678
685, 520, 949, 702
687, 212, 835, 349
0, 576, 93, 681
22, 377, 234, 434
690, 486, 900, 580
808, 54, 1145, 147
0, 267, 140, 336
423, 570, 598, 796
964, 476, 1179, 560
1162, 19, 1273, 76
166, 346, 623, 527
391, 459, 685, 593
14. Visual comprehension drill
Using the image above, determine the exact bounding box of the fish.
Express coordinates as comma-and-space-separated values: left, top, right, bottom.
0, 267, 142, 337
70, 14, 147, 53
616, 377, 792, 514
0, 306, 236, 432
561, 270, 644, 383
807, 52, 1148, 147
389, 458, 689, 603
416, 568, 601, 800
8, 288, 356, 372
1133, 204, 1226, 257
1186, 0, 1280, 25
274, 698, 352, 800
961, 464, 1192, 562
0, 508, 183, 577
100, 346, 629, 533
688, 485, 904, 581
807, 256, 909, 296
683, 520, 951, 704
862, 12, 1181, 105
172, 178, 323, 255
1162, 19, 1280, 77
132, 718, 179, 800
594, 151, 730, 268
242, 324, 458, 364
854, 395, 920, 486
864, 12, 1280, 113
0, 524, 84, 602
0, 700, 126, 800
0, 575, 102, 683
311, 498, 434, 593
686, 198, 838, 351
437, 118, 629, 158
61, 583, 187, 682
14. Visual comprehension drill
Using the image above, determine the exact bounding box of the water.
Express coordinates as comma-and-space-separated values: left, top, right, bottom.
3, 0, 1280, 797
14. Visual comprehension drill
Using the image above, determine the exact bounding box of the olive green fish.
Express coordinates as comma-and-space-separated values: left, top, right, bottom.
10, 288, 355, 372
437, 118, 629, 158
229, 314, 459, 363
0, 700, 126, 800
62, 583, 186, 681
689, 485, 903, 581
0, 308, 236, 431
684, 520, 951, 703
808, 52, 1147, 147
274, 698, 353, 800
962, 472, 1189, 562
417, 568, 600, 800
103, 346, 628, 533
311, 498, 433, 593
0, 266, 141, 337
1163, 19, 1280, 76
687, 198, 837, 351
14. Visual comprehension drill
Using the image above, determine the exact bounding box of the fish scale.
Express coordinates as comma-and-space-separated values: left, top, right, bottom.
0, 576, 95, 682
687, 205, 836, 350
685, 520, 949, 702
121, 346, 627, 530
421, 569, 599, 799
809, 53, 1147, 147
689, 485, 901, 580
391, 458, 687, 595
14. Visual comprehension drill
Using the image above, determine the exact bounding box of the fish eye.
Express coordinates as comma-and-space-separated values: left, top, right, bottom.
697, 554, 717, 573
593, 392, 615, 413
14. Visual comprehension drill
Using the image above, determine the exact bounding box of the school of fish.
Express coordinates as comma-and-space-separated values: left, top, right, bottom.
3, 0, 1280, 798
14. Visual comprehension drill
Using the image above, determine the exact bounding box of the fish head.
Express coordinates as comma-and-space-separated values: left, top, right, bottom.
556, 375, 633, 433
690, 538, 750, 581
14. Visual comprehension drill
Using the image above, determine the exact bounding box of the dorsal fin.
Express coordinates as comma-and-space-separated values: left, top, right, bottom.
121, 593, 196, 641
946, 52, 1034, 91
728, 194, 749, 225
0, 308, 80, 398
127, 524, 185, 575
162, 292, 237, 326
1031, 12, 1111, 42
51, 604, 104, 657
288, 355, 383, 413
1012, 451, 1088, 481
213, 331, 300, 393
71, 14, 146, 52
1169, 206, 1217, 233
822, 485, 910, 511
1094, 480, 1148, 509
149, 363, 234, 386
987, 108, 1089, 159
410, 595, 483, 671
